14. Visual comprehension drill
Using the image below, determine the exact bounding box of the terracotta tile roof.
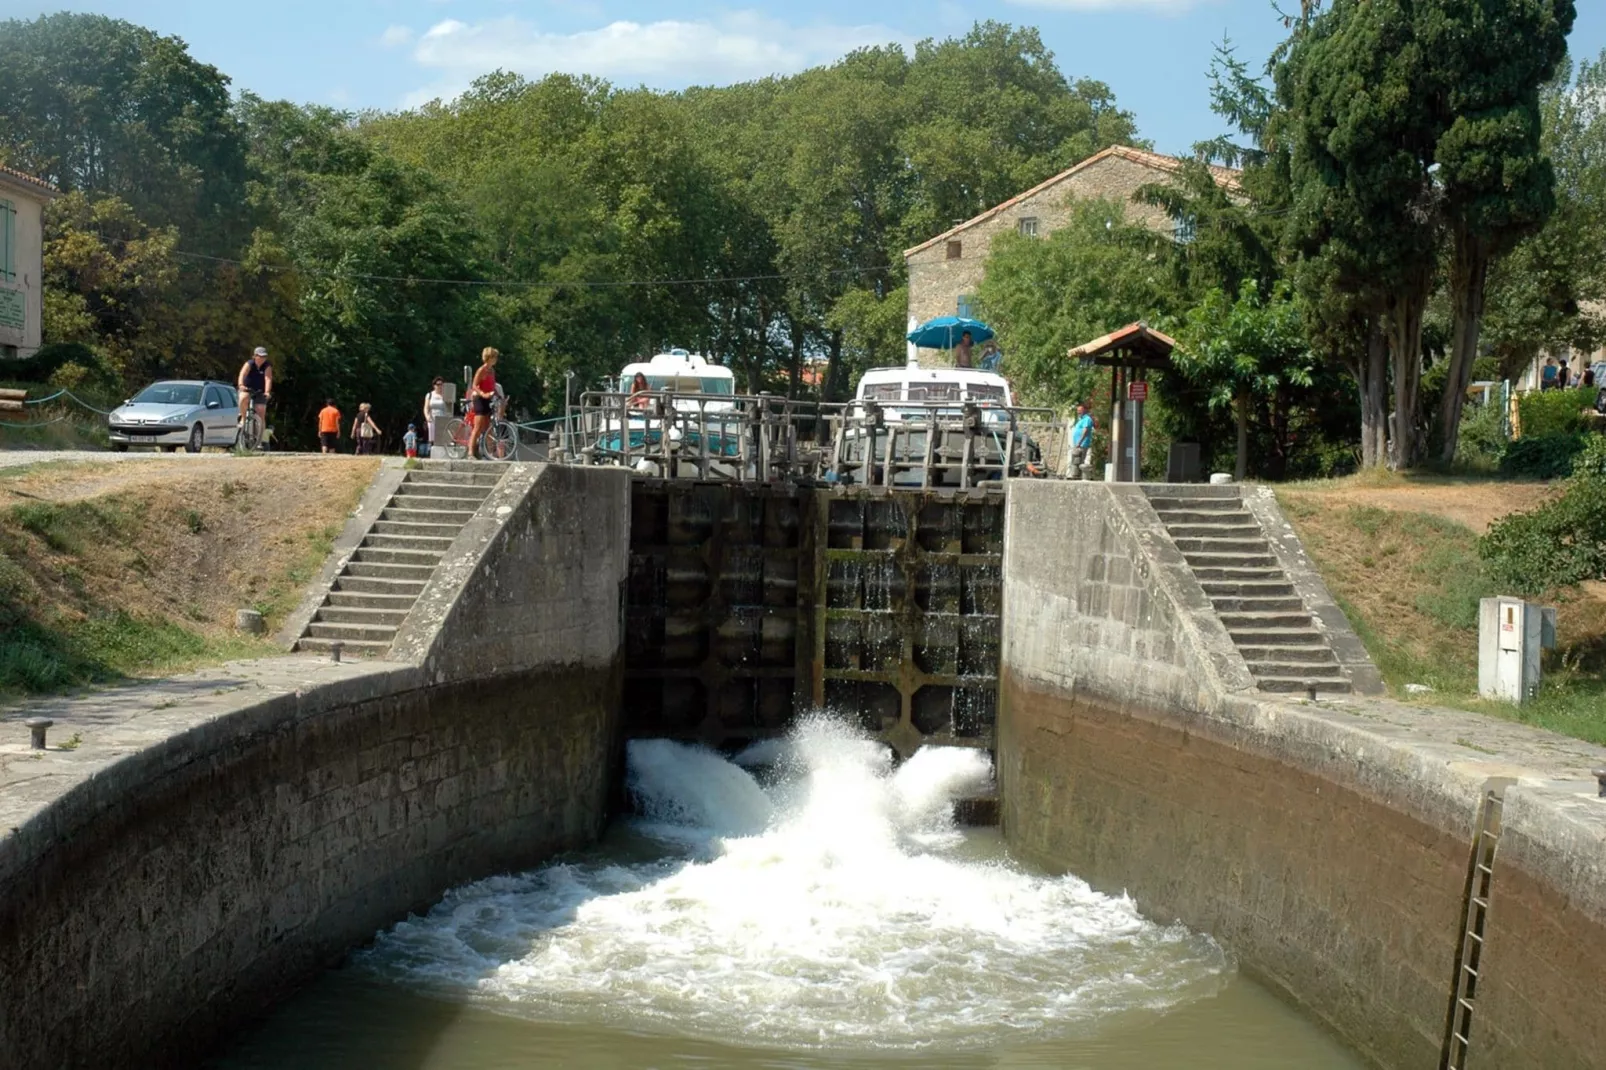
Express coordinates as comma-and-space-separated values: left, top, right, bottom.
903, 144, 1241, 259
0, 165, 60, 197
1067, 322, 1178, 361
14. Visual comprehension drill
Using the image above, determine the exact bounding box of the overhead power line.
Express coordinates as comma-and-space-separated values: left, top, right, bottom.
171, 250, 901, 290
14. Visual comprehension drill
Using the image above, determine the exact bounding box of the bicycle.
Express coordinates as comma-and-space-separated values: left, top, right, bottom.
235, 399, 266, 452
442, 397, 518, 461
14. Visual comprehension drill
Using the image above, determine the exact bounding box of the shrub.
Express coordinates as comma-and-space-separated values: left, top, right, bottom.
1454, 400, 1507, 470
1499, 432, 1586, 479
1517, 387, 1594, 437
1481, 437, 1606, 595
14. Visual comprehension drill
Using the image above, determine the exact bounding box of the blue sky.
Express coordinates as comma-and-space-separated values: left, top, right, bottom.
5, 0, 1605, 156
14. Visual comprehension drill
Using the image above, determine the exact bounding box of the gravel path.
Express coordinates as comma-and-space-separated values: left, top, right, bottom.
0, 449, 314, 471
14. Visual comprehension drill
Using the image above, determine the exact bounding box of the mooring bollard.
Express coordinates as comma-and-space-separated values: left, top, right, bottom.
1593, 768, 1606, 799
330, 641, 344, 664
25, 717, 53, 750
234, 608, 265, 635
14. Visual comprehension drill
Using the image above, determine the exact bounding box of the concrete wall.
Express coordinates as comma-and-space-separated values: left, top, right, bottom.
0, 463, 631, 1069
998, 478, 1606, 1070
391, 463, 632, 678
0, 175, 52, 357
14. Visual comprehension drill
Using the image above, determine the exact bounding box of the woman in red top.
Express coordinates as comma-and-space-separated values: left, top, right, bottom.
467, 347, 499, 460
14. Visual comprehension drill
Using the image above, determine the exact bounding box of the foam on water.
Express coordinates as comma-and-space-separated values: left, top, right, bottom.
355, 716, 1230, 1050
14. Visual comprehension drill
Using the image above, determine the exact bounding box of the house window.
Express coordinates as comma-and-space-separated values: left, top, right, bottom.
1018, 217, 1039, 238
957, 294, 976, 319
945, 239, 962, 260
1172, 212, 1196, 245
0, 200, 14, 281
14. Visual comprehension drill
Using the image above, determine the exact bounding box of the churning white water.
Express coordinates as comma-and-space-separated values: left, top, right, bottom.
353, 717, 1231, 1050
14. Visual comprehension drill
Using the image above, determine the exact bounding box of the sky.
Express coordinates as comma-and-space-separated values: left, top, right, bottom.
3, 0, 1605, 157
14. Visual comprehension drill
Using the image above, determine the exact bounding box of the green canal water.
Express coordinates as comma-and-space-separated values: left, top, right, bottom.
213, 721, 1363, 1070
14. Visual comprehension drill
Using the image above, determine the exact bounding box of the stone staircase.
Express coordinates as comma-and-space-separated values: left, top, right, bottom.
1145, 486, 1352, 694
294, 466, 502, 656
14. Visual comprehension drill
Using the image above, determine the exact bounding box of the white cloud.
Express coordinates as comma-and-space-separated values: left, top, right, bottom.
1006, 0, 1212, 11
400, 11, 908, 102
379, 24, 415, 49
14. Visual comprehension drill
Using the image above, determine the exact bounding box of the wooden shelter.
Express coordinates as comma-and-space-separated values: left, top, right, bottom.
1067, 323, 1177, 482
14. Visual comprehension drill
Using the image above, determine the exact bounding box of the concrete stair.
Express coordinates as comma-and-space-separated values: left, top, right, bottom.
1146, 486, 1352, 695
294, 464, 503, 656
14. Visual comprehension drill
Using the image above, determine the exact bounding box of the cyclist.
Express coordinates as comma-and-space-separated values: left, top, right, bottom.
237, 346, 274, 449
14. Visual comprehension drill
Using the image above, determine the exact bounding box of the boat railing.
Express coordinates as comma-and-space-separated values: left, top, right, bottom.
549, 390, 1073, 486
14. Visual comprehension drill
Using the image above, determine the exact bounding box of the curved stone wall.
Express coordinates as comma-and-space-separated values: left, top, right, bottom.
999, 480, 1606, 1070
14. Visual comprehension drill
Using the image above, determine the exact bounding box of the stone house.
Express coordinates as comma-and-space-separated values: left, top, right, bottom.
0, 165, 58, 359
903, 145, 1240, 361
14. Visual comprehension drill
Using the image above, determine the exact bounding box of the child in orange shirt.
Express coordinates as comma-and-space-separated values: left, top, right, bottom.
317, 399, 341, 453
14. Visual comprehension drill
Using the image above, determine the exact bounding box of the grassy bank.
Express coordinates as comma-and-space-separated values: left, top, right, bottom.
0, 457, 376, 698
1278, 482, 1606, 744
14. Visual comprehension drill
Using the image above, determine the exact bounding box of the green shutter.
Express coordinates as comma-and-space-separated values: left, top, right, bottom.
0, 201, 13, 280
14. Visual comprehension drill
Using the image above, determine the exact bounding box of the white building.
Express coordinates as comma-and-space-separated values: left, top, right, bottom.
0, 165, 59, 359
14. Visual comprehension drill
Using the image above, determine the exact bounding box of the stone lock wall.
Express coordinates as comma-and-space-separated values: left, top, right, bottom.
997, 478, 1606, 1070
0, 463, 631, 1070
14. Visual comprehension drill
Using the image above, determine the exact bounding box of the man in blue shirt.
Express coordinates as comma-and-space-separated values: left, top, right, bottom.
1068, 402, 1095, 480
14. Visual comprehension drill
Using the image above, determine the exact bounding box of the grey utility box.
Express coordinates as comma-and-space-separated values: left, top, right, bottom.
1478, 597, 1557, 704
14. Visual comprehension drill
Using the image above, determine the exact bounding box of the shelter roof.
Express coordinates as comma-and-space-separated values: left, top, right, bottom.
1067, 323, 1177, 369
902, 145, 1240, 259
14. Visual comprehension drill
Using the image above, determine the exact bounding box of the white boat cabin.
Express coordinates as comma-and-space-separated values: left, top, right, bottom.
617, 349, 736, 406
852, 363, 1015, 421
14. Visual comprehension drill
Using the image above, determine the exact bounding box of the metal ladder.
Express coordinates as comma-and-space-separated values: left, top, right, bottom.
1441, 789, 1504, 1070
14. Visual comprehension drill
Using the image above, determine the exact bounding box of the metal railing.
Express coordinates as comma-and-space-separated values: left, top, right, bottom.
547, 389, 1073, 486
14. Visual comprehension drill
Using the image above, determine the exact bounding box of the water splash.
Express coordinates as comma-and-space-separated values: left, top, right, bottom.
355, 717, 1229, 1050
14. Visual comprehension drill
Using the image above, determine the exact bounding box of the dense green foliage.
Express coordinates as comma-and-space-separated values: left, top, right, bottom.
1499, 432, 1588, 478
1482, 437, 1606, 593
1517, 385, 1596, 436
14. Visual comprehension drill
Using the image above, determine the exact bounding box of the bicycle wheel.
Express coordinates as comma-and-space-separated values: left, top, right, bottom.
236, 412, 262, 452
442, 417, 469, 460
486, 421, 518, 461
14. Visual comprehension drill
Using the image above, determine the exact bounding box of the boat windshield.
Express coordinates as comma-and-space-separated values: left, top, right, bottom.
635, 375, 734, 395
861, 380, 1009, 404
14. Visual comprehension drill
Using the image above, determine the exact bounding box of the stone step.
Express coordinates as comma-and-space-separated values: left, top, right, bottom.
393, 482, 492, 502
1184, 551, 1279, 569
1249, 660, 1346, 676
340, 562, 435, 583
381, 505, 478, 525
1144, 485, 1241, 499
1166, 523, 1266, 539
306, 621, 399, 643
1174, 537, 1270, 555
1148, 496, 1242, 512
315, 604, 411, 627
385, 493, 489, 513
1154, 509, 1255, 526
1193, 566, 1287, 582
1219, 611, 1316, 630
295, 637, 394, 657
371, 519, 464, 538
1200, 580, 1297, 598
351, 546, 447, 566
1229, 627, 1328, 646
361, 533, 458, 552
1254, 676, 1354, 695
1239, 644, 1340, 665
405, 468, 502, 487
326, 589, 420, 610
1210, 596, 1307, 614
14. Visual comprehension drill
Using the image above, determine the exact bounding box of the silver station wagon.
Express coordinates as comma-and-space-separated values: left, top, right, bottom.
107, 380, 242, 452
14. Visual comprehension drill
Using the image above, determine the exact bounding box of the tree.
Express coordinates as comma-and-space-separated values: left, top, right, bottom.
977, 199, 1180, 408
1280, 0, 1443, 469
1176, 281, 1319, 479
1427, 0, 1575, 463
1483, 49, 1606, 375
0, 13, 249, 249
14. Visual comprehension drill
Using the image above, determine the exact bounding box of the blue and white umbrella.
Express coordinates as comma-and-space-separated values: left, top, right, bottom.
906, 316, 995, 350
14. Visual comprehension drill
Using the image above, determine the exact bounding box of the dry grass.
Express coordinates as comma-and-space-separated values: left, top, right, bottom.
0, 457, 377, 694
1278, 481, 1606, 742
